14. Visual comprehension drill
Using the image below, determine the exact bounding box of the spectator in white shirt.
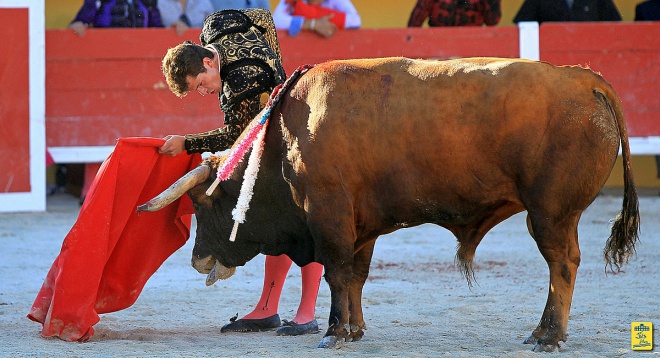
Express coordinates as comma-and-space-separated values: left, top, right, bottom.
273, 0, 361, 38
159, 0, 214, 35
210, 0, 271, 11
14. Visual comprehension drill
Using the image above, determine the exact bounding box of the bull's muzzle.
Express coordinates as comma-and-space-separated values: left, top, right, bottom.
192, 255, 236, 286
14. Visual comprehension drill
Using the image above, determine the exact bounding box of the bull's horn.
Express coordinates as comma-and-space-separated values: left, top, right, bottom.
205, 260, 236, 286
137, 165, 210, 212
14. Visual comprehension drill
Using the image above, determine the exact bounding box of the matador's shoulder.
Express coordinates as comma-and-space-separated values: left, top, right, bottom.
200, 9, 276, 46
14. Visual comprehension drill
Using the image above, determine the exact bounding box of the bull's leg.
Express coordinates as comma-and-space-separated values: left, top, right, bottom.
317, 239, 353, 349
347, 239, 377, 342
525, 213, 581, 352
305, 197, 357, 349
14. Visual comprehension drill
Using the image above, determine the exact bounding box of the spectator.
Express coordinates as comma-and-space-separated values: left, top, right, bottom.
407, 0, 501, 27
272, 0, 361, 38
635, 0, 660, 20
158, 0, 214, 35
69, 0, 163, 37
513, 0, 621, 24
210, 0, 271, 11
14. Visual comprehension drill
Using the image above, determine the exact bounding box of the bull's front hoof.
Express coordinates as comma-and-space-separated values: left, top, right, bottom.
317, 335, 345, 349
532, 342, 559, 352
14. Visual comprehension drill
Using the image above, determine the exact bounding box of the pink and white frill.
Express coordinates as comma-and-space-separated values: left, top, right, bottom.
205, 65, 314, 241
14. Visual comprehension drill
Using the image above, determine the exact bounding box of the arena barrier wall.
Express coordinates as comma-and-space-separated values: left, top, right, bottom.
3, 22, 659, 211
44, 23, 659, 161
45, 26, 521, 158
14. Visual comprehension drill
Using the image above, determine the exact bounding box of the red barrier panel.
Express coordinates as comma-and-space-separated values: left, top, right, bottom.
46, 24, 657, 148
45, 27, 518, 147
46, 29, 222, 147
278, 27, 519, 74
1, 8, 30, 192
539, 22, 660, 137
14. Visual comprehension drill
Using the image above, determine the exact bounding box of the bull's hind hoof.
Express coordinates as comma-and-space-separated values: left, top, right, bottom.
527, 332, 565, 351
348, 329, 364, 342
318, 335, 345, 349
523, 335, 538, 344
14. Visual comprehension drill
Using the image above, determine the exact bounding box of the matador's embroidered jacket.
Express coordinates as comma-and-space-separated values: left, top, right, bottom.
184, 9, 286, 154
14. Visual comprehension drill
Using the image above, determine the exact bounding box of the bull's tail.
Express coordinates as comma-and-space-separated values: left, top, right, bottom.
596, 87, 641, 272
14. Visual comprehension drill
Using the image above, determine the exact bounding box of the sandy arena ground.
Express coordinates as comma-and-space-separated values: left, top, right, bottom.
0, 192, 658, 357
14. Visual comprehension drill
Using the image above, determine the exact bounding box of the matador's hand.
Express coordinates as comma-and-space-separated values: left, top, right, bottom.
159, 135, 186, 156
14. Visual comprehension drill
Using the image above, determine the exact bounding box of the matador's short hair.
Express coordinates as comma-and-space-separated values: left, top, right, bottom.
161, 41, 215, 98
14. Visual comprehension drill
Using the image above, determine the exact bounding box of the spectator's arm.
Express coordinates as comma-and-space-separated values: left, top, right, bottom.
272, 0, 295, 30
69, 21, 87, 37
272, 1, 316, 36
407, 0, 429, 27
68, 0, 97, 36
158, 0, 180, 28
334, 0, 361, 29
172, 20, 190, 36
70, 0, 98, 26
194, 0, 215, 27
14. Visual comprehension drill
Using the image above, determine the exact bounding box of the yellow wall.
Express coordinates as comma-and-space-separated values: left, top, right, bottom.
606, 156, 660, 189
47, 0, 641, 29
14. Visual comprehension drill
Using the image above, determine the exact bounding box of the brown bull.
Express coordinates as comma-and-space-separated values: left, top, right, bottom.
139, 57, 640, 351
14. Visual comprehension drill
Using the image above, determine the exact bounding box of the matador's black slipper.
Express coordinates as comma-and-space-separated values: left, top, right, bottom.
220, 314, 281, 333
275, 319, 320, 336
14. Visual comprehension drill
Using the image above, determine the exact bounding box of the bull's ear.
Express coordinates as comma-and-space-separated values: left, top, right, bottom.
187, 173, 217, 199
203, 153, 229, 169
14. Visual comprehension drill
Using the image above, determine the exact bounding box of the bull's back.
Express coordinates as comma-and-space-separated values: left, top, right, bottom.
282, 57, 621, 224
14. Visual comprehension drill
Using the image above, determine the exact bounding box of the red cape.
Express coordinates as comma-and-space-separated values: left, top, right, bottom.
28, 138, 202, 342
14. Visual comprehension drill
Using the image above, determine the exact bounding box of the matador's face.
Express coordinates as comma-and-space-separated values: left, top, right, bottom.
186, 56, 222, 97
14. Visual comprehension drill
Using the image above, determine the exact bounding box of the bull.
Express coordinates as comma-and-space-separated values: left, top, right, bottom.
138, 57, 640, 351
